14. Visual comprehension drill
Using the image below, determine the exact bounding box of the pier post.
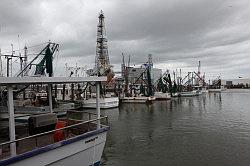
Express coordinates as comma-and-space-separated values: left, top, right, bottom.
7, 86, 16, 156
48, 84, 53, 113
96, 82, 101, 129
71, 83, 74, 101
54, 84, 57, 99
62, 84, 65, 100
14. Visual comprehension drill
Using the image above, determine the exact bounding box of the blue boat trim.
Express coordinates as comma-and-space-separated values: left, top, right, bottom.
90, 161, 101, 166
0, 126, 109, 166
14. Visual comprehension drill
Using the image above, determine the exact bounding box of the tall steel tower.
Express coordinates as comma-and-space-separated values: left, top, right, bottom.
95, 10, 110, 74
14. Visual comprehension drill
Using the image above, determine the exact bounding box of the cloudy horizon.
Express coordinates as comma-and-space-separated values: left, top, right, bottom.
1, 0, 250, 80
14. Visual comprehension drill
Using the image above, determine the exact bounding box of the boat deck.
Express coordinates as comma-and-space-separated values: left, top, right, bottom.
0, 111, 108, 161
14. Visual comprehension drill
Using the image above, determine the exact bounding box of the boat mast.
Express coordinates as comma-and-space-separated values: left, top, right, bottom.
147, 54, 153, 96
0, 49, 3, 76
198, 61, 201, 76
23, 45, 28, 76
1, 44, 16, 77
121, 53, 125, 78
197, 60, 201, 85
18, 35, 23, 77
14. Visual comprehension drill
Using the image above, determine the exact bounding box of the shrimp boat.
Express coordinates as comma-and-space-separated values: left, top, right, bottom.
172, 90, 201, 97
208, 88, 222, 92
120, 95, 156, 103
82, 95, 119, 109
208, 86, 226, 93
180, 90, 201, 97
180, 91, 198, 97
154, 92, 171, 100
0, 76, 109, 166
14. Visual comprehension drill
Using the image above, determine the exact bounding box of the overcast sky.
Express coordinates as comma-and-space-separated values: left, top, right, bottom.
1, 0, 250, 79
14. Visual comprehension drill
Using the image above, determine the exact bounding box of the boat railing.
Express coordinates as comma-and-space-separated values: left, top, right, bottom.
0, 113, 108, 160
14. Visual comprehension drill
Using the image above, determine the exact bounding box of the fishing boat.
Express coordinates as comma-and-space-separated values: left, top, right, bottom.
208, 88, 222, 92
180, 91, 195, 97
82, 96, 119, 109
120, 96, 156, 103
0, 98, 76, 120
172, 92, 180, 97
120, 54, 156, 104
208, 86, 226, 93
180, 91, 199, 97
193, 86, 208, 94
154, 92, 171, 100
172, 90, 201, 97
0, 76, 109, 166
201, 87, 208, 93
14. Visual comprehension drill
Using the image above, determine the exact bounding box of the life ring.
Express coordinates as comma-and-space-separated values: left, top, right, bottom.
53, 121, 66, 142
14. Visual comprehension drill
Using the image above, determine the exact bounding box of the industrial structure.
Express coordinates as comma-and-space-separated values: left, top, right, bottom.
90, 10, 112, 77
119, 54, 162, 97
221, 79, 250, 88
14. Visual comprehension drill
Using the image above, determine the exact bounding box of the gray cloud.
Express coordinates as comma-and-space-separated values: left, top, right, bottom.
1, 0, 250, 79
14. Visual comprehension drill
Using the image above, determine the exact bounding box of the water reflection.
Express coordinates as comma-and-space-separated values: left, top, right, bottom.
102, 91, 250, 166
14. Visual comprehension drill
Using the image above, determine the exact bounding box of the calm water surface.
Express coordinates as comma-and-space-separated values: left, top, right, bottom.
100, 90, 250, 166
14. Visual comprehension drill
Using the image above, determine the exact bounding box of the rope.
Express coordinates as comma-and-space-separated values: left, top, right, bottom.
53, 49, 60, 74
0, 42, 48, 55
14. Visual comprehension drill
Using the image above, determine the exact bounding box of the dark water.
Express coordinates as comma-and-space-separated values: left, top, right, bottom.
100, 90, 250, 166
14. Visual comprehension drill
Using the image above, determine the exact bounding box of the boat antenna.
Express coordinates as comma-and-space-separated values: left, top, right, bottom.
10, 44, 14, 77
122, 53, 125, 77
18, 34, 24, 76
128, 54, 130, 67
23, 45, 28, 76
0, 49, 2, 76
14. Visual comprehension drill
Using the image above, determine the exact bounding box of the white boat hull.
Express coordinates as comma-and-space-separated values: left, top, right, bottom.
174, 91, 201, 97
120, 96, 156, 103
201, 90, 208, 93
1, 129, 108, 166
208, 89, 222, 92
82, 97, 119, 109
172, 93, 180, 97
154, 92, 171, 100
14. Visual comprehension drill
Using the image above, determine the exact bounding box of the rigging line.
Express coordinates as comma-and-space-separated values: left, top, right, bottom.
26, 42, 49, 49
53, 49, 60, 74
20, 52, 42, 56
1, 48, 24, 55
0, 42, 48, 55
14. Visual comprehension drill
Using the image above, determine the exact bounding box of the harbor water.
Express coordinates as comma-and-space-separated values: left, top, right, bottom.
99, 90, 250, 166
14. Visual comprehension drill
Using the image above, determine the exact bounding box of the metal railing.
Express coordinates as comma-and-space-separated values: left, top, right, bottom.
0, 111, 108, 160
